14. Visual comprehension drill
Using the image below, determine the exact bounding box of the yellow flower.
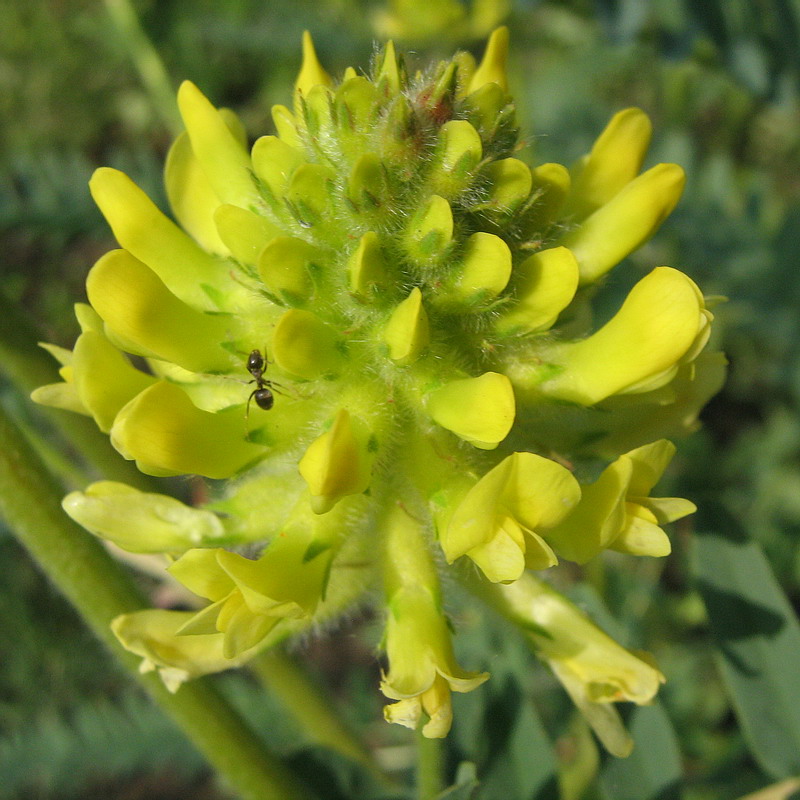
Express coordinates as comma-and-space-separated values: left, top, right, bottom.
111, 609, 258, 692
381, 584, 489, 738
492, 575, 665, 757
62, 481, 227, 554
546, 440, 696, 563
531, 267, 713, 406
437, 452, 581, 582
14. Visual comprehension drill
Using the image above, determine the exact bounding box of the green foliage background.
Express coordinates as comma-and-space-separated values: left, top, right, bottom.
2, 1, 800, 798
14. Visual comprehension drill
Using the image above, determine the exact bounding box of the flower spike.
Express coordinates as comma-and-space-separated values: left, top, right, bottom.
33, 30, 722, 748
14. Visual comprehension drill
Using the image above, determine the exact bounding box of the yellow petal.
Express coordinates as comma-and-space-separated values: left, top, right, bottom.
38, 342, 72, 366
335, 76, 380, 134
301, 84, 335, 140
110, 381, 264, 479
30, 382, 88, 416
561, 163, 686, 284
528, 162, 570, 228
383, 696, 423, 731
298, 409, 376, 513
89, 167, 227, 310
431, 119, 483, 197
176, 80, 260, 210
565, 107, 653, 219
645, 496, 697, 524
419, 676, 454, 739
168, 547, 236, 601
257, 236, 318, 304
426, 371, 515, 449
550, 661, 634, 758
251, 135, 305, 199
405, 194, 454, 262
111, 609, 257, 689
465, 523, 528, 583
451, 232, 512, 303
271, 104, 302, 149
382, 287, 430, 364
468, 26, 509, 93
624, 439, 676, 496
442, 451, 580, 568
348, 231, 387, 298
216, 529, 330, 617
612, 513, 672, 557
439, 119, 482, 174
346, 153, 386, 211
72, 330, 155, 431
545, 459, 631, 564
213, 204, 280, 265
74, 302, 104, 334
284, 162, 336, 227
63, 481, 225, 554
86, 250, 234, 373
496, 246, 579, 334
541, 267, 703, 405
498, 574, 664, 720
376, 40, 402, 94
220, 600, 279, 659
479, 158, 532, 211
164, 130, 229, 254
382, 586, 488, 699
295, 31, 332, 96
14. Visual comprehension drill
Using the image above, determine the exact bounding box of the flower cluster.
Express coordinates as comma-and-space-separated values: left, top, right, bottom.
34, 29, 724, 742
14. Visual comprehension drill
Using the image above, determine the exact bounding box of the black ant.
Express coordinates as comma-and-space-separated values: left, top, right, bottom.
246, 349, 278, 413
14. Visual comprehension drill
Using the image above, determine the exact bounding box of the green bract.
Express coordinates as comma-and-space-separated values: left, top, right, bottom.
33, 29, 724, 743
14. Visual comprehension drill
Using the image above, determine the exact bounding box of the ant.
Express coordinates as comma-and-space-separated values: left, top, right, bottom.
246, 349, 279, 413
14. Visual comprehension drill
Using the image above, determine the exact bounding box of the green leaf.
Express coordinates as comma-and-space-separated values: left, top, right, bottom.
599, 703, 683, 800
455, 675, 558, 800
692, 504, 800, 779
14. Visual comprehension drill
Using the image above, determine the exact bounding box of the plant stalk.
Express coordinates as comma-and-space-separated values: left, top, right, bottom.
416, 730, 444, 799
102, 0, 183, 135
0, 404, 307, 800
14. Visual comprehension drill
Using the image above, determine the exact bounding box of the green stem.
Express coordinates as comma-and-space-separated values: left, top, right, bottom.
251, 650, 383, 777
416, 730, 444, 799
101, 0, 183, 136
0, 404, 307, 800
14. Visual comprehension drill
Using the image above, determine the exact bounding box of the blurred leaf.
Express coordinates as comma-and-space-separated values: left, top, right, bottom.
692, 505, 800, 779
435, 762, 479, 800
0, 690, 207, 800
455, 673, 559, 800
599, 703, 683, 800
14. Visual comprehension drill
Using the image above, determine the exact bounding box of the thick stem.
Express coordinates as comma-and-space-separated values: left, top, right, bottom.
416, 731, 445, 800
0, 404, 306, 800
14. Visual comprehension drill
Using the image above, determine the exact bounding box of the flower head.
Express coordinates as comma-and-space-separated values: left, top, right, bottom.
34, 30, 722, 745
